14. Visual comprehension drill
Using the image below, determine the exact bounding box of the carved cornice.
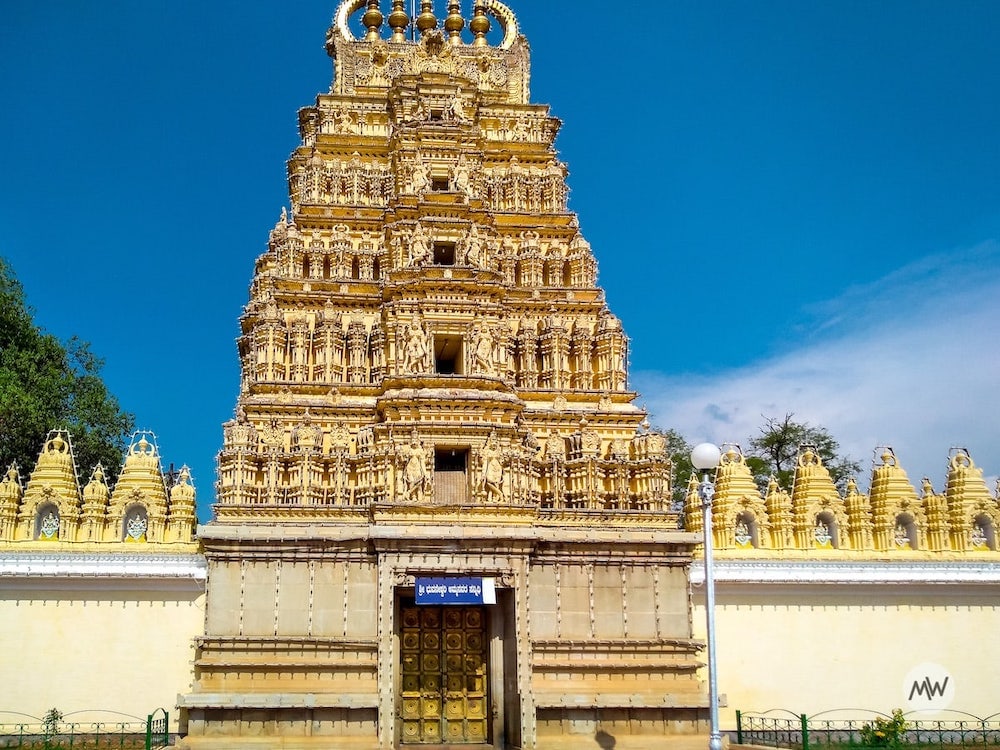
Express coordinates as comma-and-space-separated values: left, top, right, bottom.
0, 551, 206, 584
690, 558, 1000, 586
178, 692, 378, 710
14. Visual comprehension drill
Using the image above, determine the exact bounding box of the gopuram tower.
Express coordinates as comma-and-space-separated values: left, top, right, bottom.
181, 2, 705, 748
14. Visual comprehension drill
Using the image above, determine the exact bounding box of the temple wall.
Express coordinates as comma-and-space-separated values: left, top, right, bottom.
204, 557, 379, 638
180, 532, 705, 749
692, 581, 1000, 725
0, 580, 204, 732
528, 562, 691, 640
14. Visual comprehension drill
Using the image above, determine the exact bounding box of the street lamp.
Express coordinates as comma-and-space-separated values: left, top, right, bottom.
691, 442, 723, 750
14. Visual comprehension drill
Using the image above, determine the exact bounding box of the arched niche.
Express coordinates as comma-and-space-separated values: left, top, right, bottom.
35, 503, 60, 540
893, 513, 919, 550
813, 511, 838, 549
971, 514, 996, 551
735, 511, 758, 549
122, 504, 149, 543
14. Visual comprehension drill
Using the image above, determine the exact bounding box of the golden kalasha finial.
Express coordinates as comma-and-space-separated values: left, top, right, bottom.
445, 1, 465, 43
388, 0, 409, 42
416, 1, 437, 35
470, 2, 490, 46
362, 0, 383, 40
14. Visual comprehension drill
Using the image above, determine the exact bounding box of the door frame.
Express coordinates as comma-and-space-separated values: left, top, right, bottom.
393, 586, 515, 749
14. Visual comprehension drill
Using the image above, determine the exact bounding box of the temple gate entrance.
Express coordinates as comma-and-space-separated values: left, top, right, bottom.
400, 603, 489, 745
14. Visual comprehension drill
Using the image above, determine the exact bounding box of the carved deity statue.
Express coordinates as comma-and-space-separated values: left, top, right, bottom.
399, 319, 429, 374
814, 519, 833, 546
0, 465, 21, 511
472, 324, 496, 374
333, 108, 358, 134
452, 159, 472, 196
511, 118, 530, 141
479, 432, 505, 502
410, 97, 429, 122
408, 223, 431, 266
399, 432, 429, 502
411, 161, 430, 195
448, 94, 468, 122
463, 225, 484, 267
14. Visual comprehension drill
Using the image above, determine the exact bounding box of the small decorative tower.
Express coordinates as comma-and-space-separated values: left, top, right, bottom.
945, 449, 1000, 551
17, 431, 81, 541
869, 447, 924, 550
706, 445, 770, 549
791, 447, 848, 549
0, 465, 23, 541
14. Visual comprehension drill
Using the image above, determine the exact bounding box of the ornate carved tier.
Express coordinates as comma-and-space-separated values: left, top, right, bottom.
218, 0, 663, 523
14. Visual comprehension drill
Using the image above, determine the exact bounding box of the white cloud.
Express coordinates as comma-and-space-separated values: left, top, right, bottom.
635, 241, 1000, 493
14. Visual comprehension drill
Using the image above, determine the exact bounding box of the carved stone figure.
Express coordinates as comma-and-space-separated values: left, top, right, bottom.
511, 118, 530, 141
408, 223, 431, 266
479, 432, 505, 502
448, 94, 468, 122
452, 159, 472, 195
410, 96, 429, 122
411, 161, 429, 194
333, 108, 358, 134
399, 319, 428, 373
472, 324, 495, 374
463, 225, 483, 267
400, 432, 429, 501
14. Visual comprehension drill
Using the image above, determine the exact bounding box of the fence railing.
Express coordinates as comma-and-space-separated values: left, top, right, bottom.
0, 709, 170, 750
736, 709, 1000, 750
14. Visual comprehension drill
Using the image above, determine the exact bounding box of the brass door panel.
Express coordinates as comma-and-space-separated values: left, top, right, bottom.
401, 604, 488, 744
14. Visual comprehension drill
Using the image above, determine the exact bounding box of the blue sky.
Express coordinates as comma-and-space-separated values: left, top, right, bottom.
2, 1, 998, 521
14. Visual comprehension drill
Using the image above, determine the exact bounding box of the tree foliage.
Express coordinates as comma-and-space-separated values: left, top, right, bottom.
660, 413, 862, 503
746, 413, 861, 491
0, 258, 134, 481
660, 428, 693, 510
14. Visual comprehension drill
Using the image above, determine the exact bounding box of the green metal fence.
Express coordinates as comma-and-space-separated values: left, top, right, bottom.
0, 709, 170, 750
144, 709, 168, 750
736, 709, 1000, 750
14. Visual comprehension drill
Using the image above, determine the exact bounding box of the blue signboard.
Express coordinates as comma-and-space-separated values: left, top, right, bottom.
415, 577, 496, 606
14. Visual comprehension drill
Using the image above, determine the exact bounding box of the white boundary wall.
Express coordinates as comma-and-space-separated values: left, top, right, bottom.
0, 553, 206, 733
691, 560, 1000, 725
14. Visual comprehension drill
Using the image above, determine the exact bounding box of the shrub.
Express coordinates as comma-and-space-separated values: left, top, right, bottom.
860, 709, 909, 747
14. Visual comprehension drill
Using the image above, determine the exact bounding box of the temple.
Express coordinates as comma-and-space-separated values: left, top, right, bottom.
1, 1, 999, 747
181, 1, 702, 748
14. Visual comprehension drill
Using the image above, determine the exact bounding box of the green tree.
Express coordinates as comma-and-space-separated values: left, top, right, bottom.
649, 426, 699, 530
746, 413, 861, 492
660, 428, 693, 511
0, 258, 134, 481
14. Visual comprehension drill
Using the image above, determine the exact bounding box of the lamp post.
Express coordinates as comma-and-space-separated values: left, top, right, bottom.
691, 442, 723, 750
